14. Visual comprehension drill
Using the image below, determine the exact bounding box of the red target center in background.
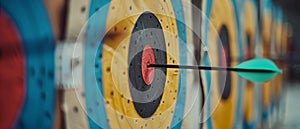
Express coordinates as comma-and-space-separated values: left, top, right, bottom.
141, 45, 156, 85
0, 11, 26, 129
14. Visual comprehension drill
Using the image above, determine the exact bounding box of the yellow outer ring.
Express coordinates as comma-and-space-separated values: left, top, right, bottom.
101, 1, 181, 128
206, 0, 239, 128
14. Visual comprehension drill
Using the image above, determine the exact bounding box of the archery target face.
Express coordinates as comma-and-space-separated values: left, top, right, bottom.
242, 1, 259, 126
103, 12, 179, 128
269, 11, 284, 122
261, 4, 273, 118
201, 0, 240, 128
73, 1, 200, 129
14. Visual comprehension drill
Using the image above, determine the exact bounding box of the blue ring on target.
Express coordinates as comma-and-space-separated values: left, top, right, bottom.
85, 0, 110, 129
202, 0, 215, 128
170, 0, 187, 128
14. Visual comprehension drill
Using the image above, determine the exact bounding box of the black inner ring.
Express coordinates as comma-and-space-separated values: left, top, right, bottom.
128, 12, 167, 118
218, 25, 232, 100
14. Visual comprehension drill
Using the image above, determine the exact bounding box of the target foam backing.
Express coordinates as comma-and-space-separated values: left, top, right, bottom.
0, 0, 55, 128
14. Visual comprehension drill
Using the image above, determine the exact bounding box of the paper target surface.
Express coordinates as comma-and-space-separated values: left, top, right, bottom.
71, 0, 200, 129
201, 0, 241, 128
0, 0, 56, 128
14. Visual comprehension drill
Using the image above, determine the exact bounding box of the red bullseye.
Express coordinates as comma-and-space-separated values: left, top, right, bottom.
141, 45, 156, 85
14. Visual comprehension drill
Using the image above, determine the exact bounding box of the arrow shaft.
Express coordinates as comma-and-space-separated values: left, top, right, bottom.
147, 64, 274, 73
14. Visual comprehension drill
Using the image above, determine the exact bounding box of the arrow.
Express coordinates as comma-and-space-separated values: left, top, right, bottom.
147, 58, 282, 83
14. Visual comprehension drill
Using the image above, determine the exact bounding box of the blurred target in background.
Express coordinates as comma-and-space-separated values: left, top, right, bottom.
0, 1, 56, 129
238, 0, 261, 128
201, 0, 242, 128
260, 0, 274, 126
